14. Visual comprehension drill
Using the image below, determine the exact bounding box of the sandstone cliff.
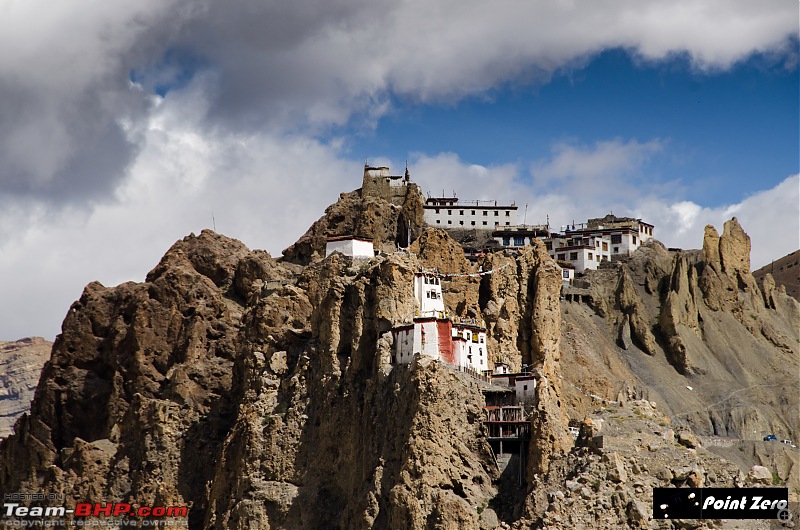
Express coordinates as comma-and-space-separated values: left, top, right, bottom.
0, 222, 568, 529
1, 205, 797, 529
0, 337, 51, 438
556, 219, 799, 498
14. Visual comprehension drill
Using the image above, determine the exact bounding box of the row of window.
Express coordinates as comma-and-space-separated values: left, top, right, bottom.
436, 220, 511, 226
425, 290, 441, 299
434, 209, 512, 217
422, 276, 440, 285
459, 331, 485, 343
466, 346, 483, 356
556, 250, 617, 261
609, 234, 639, 245
501, 237, 527, 246
552, 233, 640, 256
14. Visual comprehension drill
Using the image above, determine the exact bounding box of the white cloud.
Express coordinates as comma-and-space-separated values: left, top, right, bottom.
411, 151, 798, 270
0, 93, 356, 340
635, 174, 800, 269
0, 1, 797, 340
530, 139, 665, 204
0, 0, 796, 199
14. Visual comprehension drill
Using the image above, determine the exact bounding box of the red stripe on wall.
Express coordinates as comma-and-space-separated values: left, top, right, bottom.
437, 320, 455, 364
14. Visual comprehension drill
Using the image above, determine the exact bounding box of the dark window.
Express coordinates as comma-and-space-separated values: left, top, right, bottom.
460, 210, 464, 215
506, 211, 510, 216
447, 210, 452, 215
435, 208, 439, 214
613, 247, 619, 253
545, 241, 552, 250
471, 221, 476, 226
483, 211, 488, 216
482, 221, 487, 226
557, 254, 566, 260
562, 270, 569, 278
505, 222, 510, 225
588, 252, 593, 260
471, 210, 476, 215
502, 237, 510, 245
633, 236, 637, 244
514, 237, 524, 246
569, 252, 578, 260
494, 211, 499, 216
611, 234, 622, 244
436, 220, 440, 224
447, 220, 452, 224
459, 220, 464, 225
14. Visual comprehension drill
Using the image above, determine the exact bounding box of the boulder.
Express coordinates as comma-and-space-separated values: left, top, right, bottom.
748, 465, 773, 485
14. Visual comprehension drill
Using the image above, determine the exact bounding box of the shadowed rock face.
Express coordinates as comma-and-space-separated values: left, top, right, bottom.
1, 205, 797, 529
0, 337, 51, 438
753, 249, 800, 303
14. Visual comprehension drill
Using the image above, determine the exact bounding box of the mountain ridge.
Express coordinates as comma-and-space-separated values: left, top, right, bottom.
0, 187, 797, 529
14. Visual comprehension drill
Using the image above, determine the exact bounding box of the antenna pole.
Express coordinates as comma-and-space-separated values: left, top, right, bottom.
212, 212, 216, 231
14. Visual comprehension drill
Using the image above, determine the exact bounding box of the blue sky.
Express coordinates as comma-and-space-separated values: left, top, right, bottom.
0, 0, 797, 340
348, 47, 798, 207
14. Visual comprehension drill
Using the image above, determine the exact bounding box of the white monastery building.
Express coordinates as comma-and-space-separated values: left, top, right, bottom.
325, 236, 375, 258
547, 214, 654, 273
413, 274, 445, 317
392, 273, 488, 371
489, 215, 655, 275
424, 196, 518, 228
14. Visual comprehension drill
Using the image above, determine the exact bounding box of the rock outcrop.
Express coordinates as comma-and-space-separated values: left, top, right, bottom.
1, 194, 797, 530
0, 337, 51, 438
558, 218, 799, 467
753, 249, 800, 302
0, 228, 513, 529
282, 184, 425, 264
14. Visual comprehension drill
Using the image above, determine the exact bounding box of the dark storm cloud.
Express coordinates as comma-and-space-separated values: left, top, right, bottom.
0, 0, 796, 206
0, 80, 147, 201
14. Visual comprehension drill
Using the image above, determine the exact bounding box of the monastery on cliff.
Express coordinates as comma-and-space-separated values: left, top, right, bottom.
391, 273, 488, 372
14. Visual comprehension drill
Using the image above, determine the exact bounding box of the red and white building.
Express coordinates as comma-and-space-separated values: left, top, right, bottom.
392, 273, 488, 371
